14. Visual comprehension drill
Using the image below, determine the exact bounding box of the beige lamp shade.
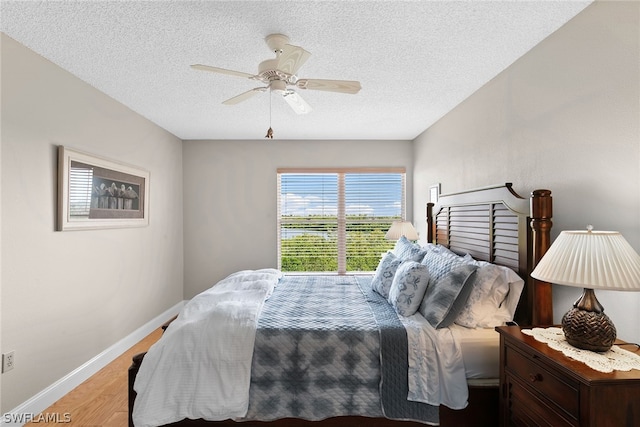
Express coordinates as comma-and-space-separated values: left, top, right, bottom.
531, 227, 640, 352
385, 221, 419, 241
531, 228, 640, 291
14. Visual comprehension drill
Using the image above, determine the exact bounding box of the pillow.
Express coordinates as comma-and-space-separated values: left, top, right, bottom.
393, 236, 427, 262
420, 249, 469, 281
371, 251, 403, 298
496, 267, 525, 322
213, 269, 282, 299
454, 259, 525, 328
388, 261, 431, 316
454, 262, 504, 328
418, 258, 479, 328
433, 244, 464, 258
223, 268, 282, 282
419, 242, 440, 254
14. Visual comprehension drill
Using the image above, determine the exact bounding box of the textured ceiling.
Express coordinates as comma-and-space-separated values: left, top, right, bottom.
1, 1, 591, 141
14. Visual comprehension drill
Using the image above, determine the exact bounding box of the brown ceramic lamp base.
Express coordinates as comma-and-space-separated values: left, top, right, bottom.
561, 288, 617, 352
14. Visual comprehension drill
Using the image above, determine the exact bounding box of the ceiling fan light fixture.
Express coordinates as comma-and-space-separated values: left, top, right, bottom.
270, 80, 287, 93
282, 90, 312, 114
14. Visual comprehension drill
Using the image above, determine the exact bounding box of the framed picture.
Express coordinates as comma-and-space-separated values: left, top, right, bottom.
429, 183, 441, 204
57, 146, 149, 231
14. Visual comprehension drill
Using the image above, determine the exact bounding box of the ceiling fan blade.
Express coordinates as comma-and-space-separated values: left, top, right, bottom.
296, 79, 361, 94
222, 87, 267, 105
277, 44, 311, 75
281, 90, 313, 114
191, 64, 257, 80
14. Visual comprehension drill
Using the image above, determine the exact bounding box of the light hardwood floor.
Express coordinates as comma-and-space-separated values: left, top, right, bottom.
25, 327, 163, 427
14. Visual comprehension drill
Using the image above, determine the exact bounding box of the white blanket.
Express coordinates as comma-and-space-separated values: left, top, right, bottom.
399, 313, 468, 410
132, 269, 281, 427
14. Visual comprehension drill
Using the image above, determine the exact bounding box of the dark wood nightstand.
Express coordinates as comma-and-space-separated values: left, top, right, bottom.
496, 325, 640, 427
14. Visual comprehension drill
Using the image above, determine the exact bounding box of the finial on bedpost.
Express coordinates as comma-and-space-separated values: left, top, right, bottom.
530, 189, 553, 326
426, 202, 434, 243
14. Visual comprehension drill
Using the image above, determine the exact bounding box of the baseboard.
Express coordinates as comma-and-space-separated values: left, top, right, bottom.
1, 301, 185, 427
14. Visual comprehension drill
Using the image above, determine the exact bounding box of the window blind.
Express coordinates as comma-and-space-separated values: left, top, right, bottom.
277, 169, 405, 274
69, 164, 94, 217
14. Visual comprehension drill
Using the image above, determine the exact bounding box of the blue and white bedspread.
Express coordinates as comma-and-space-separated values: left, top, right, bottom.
244, 274, 440, 424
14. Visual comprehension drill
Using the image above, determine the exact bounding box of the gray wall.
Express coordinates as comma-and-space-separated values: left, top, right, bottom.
182, 139, 414, 298
413, 1, 640, 343
1, 34, 185, 412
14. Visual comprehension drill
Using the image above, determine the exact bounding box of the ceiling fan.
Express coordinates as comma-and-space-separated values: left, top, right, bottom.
191, 34, 361, 114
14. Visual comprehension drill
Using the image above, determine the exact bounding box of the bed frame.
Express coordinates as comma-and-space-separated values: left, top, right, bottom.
129, 183, 553, 427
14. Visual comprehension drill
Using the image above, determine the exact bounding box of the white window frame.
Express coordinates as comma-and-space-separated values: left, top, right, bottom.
277, 167, 406, 274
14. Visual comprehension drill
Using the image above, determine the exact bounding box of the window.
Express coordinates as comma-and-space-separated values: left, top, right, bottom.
277, 168, 406, 274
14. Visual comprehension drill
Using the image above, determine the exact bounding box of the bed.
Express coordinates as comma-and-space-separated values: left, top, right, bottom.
128, 183, 553, 427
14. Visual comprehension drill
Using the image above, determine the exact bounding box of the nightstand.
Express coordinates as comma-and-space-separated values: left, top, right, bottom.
496, 325, 640, 427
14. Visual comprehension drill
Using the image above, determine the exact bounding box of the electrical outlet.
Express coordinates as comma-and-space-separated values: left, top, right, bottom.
2, 351, 15, 373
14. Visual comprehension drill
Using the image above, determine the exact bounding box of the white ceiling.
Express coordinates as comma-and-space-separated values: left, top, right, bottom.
1, 1, 591, 141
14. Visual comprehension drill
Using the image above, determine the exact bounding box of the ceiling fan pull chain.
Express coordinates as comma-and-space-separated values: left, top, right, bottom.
265, 91, 274, 139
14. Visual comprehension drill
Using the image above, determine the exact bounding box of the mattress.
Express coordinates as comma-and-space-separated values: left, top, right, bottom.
449, 323, 500, 379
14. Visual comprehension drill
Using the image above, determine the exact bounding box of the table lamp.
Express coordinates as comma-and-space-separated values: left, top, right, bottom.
531, 226, 640, 352
385, 221, 419, 241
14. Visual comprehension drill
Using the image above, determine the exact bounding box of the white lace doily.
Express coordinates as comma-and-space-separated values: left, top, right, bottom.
521, 327, 640, 373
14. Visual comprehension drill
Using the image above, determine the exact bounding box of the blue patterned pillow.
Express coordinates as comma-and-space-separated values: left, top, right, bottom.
419, 253, 479, 328
420, 249, 468, 281
371, 252, 402, 298
388, 261, 431, 317
393, 236, 427, 262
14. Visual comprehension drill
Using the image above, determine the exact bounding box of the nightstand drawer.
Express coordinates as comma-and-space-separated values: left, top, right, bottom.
505, 344, 579, 420
509, 377, 574, 427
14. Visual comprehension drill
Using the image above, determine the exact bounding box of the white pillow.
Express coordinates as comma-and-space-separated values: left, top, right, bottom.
388, 261, 431, 317
455, 259, 524, 328
496, 267, 525, 322
213, 269, 282, 299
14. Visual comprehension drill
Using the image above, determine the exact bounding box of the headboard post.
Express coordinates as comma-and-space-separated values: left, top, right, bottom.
530, 189, 553, 326
426, 202, 434, 243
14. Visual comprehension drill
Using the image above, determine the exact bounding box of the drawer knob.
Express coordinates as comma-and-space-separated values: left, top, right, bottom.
529, 373, 542, 382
